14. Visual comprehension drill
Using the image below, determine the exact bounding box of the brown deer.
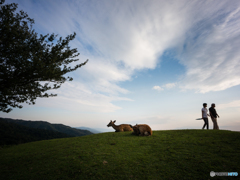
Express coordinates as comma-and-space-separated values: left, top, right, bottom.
130, 124, 152, 136
107, 120, 133, 132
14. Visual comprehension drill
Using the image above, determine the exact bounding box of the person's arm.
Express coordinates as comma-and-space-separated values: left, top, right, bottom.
209, 108, 212, 117
216, 110, 220, 118
209, 111, 212, 118
202, 109, 204, 119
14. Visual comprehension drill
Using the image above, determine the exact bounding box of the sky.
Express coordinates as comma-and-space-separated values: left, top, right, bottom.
1, 0, 240, 132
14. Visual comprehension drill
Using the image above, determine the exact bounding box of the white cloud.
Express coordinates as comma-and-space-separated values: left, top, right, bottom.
17, 0, 192, 111
152, 86, 164, 91
218, 100, 240, 110
34, 81, 133, 113
69, 0, 191, 71
164, 83, 176, 89
177, 1, 240, 93
12, 0, 240, 113
152, 83, 176, 92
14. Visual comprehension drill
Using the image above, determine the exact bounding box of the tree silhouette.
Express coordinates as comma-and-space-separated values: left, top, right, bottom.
0, 0, 88, 112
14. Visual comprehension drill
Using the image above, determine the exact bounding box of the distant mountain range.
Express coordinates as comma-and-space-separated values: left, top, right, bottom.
0, 117, 93, 146
75, 127, 101, 134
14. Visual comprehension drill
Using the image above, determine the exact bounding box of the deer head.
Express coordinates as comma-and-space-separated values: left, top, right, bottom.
107, 120, 116, 127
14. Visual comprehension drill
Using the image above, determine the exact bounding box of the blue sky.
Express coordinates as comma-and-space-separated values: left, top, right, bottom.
1, 0, 240, 132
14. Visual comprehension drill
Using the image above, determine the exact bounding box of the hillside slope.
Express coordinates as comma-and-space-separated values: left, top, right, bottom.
0, 130, 239, 179
0, 120, 73, 146
0, 118, 93, 137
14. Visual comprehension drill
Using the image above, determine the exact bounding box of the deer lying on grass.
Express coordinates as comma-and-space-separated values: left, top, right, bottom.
130, 124, 152, 136
107, 120, 133, 132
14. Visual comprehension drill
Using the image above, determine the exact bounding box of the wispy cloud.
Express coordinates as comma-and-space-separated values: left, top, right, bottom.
34, 81, 133, 113
12, 0, 240, 113
164, 83, 176, 89
152, 83, 176, 92
177, 1, 240, 93
218, 100, 240, 110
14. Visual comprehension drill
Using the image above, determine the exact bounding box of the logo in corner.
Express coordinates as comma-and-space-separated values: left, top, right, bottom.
210, 171, 215, 177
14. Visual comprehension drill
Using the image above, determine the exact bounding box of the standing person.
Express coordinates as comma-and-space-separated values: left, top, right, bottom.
209, 103, 220, 130
202, 103, 210, 129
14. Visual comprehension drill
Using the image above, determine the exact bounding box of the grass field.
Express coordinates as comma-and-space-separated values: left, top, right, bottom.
0, 130, 239, 179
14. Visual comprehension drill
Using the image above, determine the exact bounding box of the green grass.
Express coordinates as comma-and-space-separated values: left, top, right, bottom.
0, 130, 240, 179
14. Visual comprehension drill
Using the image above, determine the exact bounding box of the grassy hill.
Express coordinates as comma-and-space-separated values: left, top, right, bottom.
0, 130, 239, 179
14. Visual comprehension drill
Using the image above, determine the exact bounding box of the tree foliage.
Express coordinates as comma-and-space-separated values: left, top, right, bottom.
0, 0, 88, 113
